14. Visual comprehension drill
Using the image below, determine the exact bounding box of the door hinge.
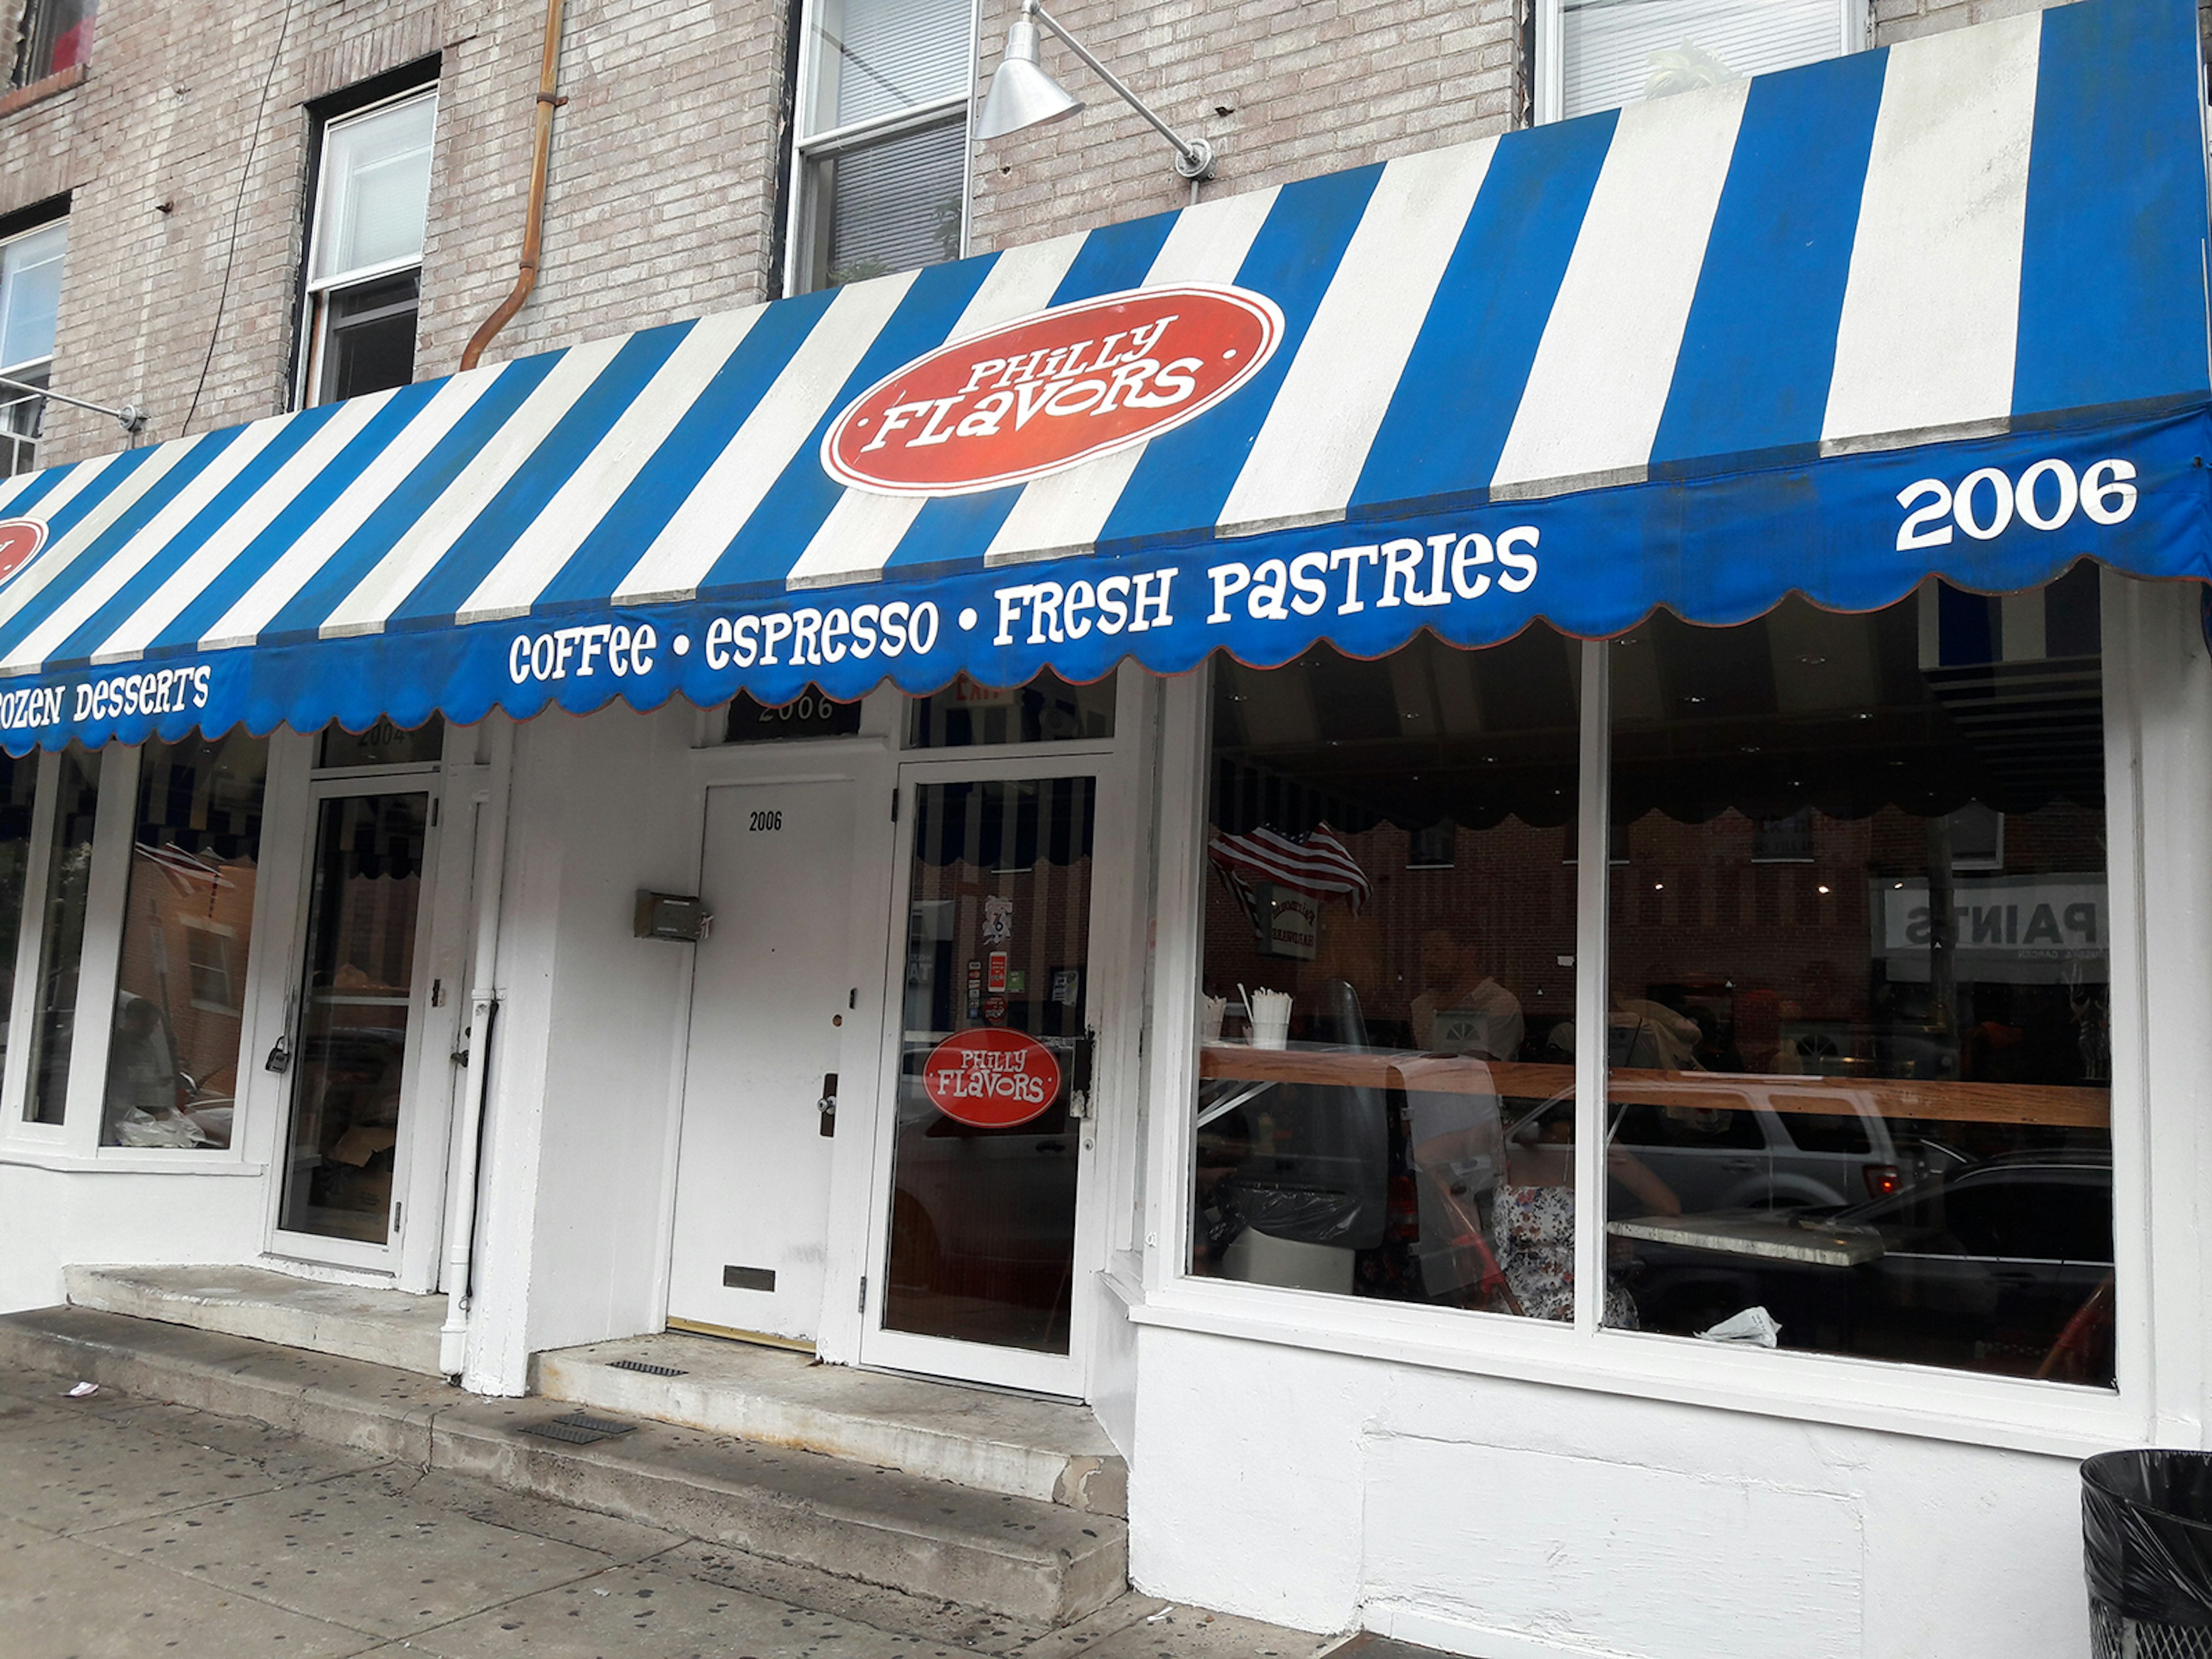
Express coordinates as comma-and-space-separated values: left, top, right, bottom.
431, 797, 441, 828
391, 1201, 403, 1237
857, 1275, 868, 1313
890, 789, 899, 823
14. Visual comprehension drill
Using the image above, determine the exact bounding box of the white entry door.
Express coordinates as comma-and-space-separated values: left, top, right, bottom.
667, 779, 858, 1344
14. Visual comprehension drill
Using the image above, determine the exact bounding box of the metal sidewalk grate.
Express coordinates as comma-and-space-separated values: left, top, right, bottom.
520, 1419, 609, 1445
552, 1412, 637, 1437
608, 1358, 687, 1377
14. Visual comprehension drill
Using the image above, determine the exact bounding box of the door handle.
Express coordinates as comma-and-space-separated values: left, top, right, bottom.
817, 1072, 838, 1138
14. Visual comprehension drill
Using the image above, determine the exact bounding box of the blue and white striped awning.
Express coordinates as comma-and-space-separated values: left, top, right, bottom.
0, 0, 2203, 751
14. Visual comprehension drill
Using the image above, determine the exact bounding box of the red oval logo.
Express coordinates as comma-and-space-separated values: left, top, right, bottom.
0, 518, 46, 587
822, 285, 1283, 497
922, 1028, 1064, 1129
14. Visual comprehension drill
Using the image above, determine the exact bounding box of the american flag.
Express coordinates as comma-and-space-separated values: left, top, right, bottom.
1207, 823, 1371, 930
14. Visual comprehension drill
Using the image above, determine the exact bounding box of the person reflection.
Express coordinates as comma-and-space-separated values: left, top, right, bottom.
1493, 1102, 1680, 1325
1412, 926, 1525, 1061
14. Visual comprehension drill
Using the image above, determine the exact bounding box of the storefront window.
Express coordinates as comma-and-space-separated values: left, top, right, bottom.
1604, 573, 2113, 1385
101, 733, 268, 1150
1191, 631, 1582, 1315
22, 743, 98, 1125
907, 671, 1114, 748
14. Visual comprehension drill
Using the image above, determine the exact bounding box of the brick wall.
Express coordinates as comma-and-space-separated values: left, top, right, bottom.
12, 0, 792, 466
965, 0, 1527, 256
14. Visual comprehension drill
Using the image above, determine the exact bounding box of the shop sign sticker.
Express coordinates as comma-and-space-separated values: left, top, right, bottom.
820, 285, 1285, 497
923, 1027, 1062, 1128
982, 896, 1014, 942
0, 518, 46, 588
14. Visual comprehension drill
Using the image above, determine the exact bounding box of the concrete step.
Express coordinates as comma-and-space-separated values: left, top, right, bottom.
0, 1305, 1128, 1626
65, 1262, 445, 1377
536, 1331, 1128, 1517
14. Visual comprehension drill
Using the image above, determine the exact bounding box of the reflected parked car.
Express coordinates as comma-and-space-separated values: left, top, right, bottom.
1607, 1077, 1964, 1213
1626, 1149, 2115, 1382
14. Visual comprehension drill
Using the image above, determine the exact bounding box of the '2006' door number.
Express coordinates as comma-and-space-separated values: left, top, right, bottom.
1896, 457, 2137, 551
748, 810, 783, 832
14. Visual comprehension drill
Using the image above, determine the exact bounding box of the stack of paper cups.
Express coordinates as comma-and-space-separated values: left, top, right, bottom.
1200, 995, 1227, 1043
1249, 988, 1293, 1049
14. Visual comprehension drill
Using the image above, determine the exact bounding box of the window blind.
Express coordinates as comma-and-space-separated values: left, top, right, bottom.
1561, 0, 1844, 120
312, 94, 437, 286
0, 222, 65, 375
809, 0, 972, 135
821, 117, 968, 287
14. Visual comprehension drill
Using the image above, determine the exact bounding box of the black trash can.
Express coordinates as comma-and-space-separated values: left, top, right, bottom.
2084, 1449, 2212, 1656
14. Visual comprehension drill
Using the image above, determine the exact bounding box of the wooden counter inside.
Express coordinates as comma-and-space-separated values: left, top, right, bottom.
1197, 1043, 2110, 1130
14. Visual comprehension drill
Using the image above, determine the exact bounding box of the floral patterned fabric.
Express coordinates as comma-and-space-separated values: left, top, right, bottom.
1493, 1180, 1638, 1328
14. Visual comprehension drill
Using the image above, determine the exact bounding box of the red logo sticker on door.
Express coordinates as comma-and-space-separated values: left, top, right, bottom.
821, 285, 1284, 497
0, 518, 47, 587
922, 1028, 1063, 1129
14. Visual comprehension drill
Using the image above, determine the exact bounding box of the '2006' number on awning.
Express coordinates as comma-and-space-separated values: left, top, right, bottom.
1896, 459, 2136, 551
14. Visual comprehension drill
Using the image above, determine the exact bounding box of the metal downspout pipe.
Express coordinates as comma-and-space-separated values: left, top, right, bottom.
440, 722, 514, 1381
460, 0, 568, 372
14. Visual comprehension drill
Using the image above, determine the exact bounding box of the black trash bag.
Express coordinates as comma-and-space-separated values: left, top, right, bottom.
2083, 1449, 2212, 1626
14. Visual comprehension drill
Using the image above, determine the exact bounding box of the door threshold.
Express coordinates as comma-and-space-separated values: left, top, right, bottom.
665, 1316, 816, 1355
862, 1361, 1082, 1407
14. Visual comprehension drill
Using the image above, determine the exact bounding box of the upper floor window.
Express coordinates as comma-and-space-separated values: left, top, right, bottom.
789, 0, 973, 293
1540, 0, 1858, 122
0, 217, 65, 478
8, 0, 94, 89
301, 88, 435, 407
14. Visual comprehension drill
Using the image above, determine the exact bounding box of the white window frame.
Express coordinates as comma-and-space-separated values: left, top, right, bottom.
0, 740, 279, 1173
1532, 0, 1869, 125
0, 214, 67, 478
1135, 572, 2171, 1459
296, 84, 438, 410
782, 0, 980, 297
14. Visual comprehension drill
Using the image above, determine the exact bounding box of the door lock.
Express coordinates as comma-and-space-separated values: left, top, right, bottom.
817, 1072, 839, 1137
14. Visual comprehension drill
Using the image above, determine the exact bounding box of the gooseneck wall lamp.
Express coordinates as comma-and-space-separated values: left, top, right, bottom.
976, 0, 1215, 182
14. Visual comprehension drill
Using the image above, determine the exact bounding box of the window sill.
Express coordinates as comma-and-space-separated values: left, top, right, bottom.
1122, 1270, 2142, 1460
0, 1145, 264, 1176
0, 63, 86, 120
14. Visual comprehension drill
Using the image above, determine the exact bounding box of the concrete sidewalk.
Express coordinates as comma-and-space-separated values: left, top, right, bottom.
0, 1362, 1337, 1659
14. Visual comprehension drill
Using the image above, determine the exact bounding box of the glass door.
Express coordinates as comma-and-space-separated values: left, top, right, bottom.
272, 785, 435, 1261
862, 771, 1099, 1393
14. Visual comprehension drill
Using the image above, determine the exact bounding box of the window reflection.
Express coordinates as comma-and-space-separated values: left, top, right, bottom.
1191, 630, 1588, 1317
23, 744, 97, 1126
102, 733, 267, 1150
1603, 570, 2114, 1386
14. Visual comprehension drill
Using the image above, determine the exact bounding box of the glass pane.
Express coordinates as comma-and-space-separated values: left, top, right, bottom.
24, 744, 100, 1126
1190, 634, 1582, 1320
317, 715, 444, 770
1561, 0, 1840, 119
1603, 570, 2115, 1387
11, 0, 94, 87
907, 671, 1115, 749
0, 221, 66, 373
312, 93, 436, 284
277, 793, 429, 1243
1, 359, 47, 477
884, 778, 1094, 1354
805, 116, 967, 289
315, 272, 418, 404
807, 0, 972, 134
103, 733, 268, 1151
724, 687, 864, 744
0, 752, 37, 1077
